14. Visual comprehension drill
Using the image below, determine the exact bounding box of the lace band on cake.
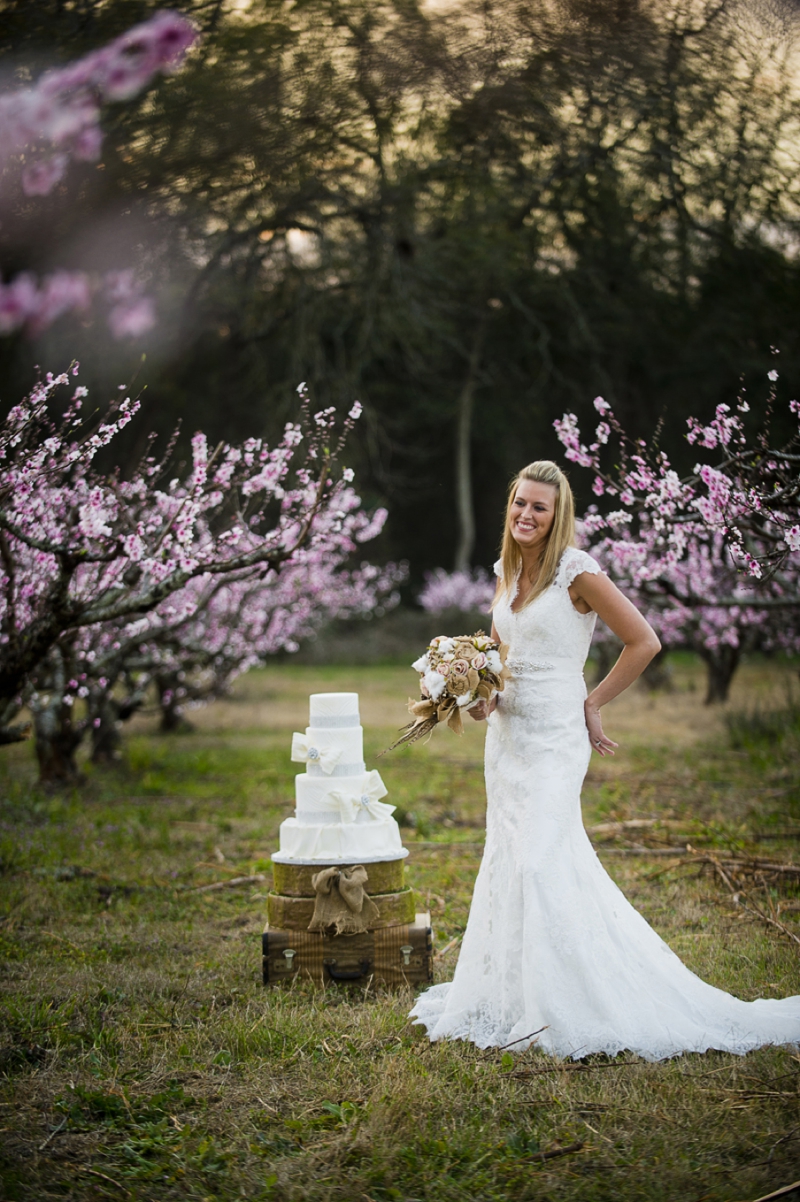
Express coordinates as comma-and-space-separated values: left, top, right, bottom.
309, 714, 361, 729
307, 761, 365, 777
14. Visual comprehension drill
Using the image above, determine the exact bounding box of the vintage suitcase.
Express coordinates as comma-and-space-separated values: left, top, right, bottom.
262, 912, 433, 989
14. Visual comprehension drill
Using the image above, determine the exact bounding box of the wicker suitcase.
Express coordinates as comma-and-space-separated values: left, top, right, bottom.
262, 912, 433, 989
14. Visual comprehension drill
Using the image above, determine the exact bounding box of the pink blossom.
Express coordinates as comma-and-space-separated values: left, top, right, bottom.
73, 127, 103, 162
108, 296, 153, 338
418, 567, 496, 613
0, 275, 39, 333
0, 13, 197, 340
21, 154, 69, 197
1, 14, 195, 185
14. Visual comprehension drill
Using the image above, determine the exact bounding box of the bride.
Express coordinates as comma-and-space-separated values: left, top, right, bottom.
409, 459, 800, 1060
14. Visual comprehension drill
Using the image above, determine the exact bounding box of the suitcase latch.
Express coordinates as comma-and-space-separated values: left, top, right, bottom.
400, 945, 413, 967
283, 949, 297, 970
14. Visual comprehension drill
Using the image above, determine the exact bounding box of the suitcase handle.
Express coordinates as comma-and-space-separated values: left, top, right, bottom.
323, 958, 371, 981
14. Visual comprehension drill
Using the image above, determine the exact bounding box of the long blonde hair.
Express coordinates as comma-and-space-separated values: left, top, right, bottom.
492, 460, 576, 612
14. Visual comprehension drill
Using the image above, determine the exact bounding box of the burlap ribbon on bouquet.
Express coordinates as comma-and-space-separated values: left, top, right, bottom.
384, 639, 511, 751
405, 694, 468, 738
308, 865, 380, 935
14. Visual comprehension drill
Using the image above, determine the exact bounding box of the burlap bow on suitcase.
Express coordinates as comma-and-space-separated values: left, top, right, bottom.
308, 865, 380, 935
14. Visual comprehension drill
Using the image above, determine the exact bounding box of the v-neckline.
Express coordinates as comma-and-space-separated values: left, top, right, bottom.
509, 564, 541, 614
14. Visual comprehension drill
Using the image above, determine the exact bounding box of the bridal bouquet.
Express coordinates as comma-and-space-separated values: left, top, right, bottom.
385, 631, 510, 750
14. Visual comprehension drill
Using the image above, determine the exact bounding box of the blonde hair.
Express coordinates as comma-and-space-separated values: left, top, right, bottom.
492, 460, 576, 612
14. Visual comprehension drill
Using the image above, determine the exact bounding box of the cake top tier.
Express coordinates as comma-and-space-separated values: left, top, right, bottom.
309, 692, 360, 725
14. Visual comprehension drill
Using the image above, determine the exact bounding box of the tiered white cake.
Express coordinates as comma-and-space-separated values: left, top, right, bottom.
272, 692, 408, 866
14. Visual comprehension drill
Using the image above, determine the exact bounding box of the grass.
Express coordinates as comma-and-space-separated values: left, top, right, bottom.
1, 655, 799, 1201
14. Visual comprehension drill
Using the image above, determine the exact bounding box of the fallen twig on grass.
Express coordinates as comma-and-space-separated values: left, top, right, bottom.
535, 1140, 585, 1162
711, 857, 800, 879
635, 847, 800, 945
701, 853, 800, 948
433, 936, 461, 961
77, 1166, 130, 1195
39, 930, 85, 954
37, 1116, 66, 1151
599, 846, 691, 856
498, 1026, 548, 1051
743, 1179, 800, 1202
193, 861, 247, 874
190, 874, 267, 893
587, 818, 689, 839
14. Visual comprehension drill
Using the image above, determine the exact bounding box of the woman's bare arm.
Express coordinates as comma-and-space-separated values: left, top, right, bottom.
570, 570, 661, 756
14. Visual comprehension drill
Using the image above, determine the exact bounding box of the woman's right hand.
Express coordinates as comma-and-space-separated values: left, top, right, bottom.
469, 696, 498, 722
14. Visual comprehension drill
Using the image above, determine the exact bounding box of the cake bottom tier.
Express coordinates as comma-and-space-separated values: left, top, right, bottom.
262, 913, 433, 989
268, 886, 415, 931
273, 816, 408, 865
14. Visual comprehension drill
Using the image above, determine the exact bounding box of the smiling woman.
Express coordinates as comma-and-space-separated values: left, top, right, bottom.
496, 461, 574, 613
510, 479, 557, 560
409, 459, 800, 1061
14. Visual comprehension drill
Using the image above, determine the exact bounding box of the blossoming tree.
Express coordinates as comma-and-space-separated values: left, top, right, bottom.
553, 371, 800, 701
0, 370, 392, 781
29, 493, 403, 781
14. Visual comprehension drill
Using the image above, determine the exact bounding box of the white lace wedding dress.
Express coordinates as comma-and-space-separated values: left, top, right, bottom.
409, 547, 800, 1060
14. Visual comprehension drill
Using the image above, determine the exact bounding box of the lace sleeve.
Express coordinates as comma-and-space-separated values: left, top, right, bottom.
493, 559, 502, 578
559, 548, 603, 588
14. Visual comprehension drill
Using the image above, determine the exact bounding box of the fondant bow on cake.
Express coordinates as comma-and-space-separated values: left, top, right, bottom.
291, 732, 342, 775
329, 769, 395, 823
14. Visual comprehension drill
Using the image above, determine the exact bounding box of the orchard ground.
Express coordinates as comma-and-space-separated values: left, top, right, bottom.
1, 654, 800, 1202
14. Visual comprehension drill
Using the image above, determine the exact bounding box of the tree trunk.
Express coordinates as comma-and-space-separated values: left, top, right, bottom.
33, 698, 84, 788
31, 646, 85, 788
157, 674, 194, 734
453, 323, 486, 573
701, 645, 741, 704
90, 697, 123, 765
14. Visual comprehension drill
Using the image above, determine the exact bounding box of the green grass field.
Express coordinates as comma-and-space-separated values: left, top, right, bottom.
1, 657, 799, 1201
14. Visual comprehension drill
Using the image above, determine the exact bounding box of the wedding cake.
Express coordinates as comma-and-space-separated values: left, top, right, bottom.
272, 692, 408, 866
